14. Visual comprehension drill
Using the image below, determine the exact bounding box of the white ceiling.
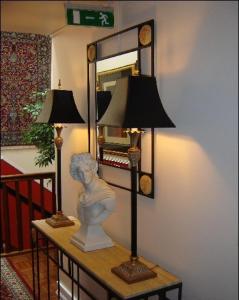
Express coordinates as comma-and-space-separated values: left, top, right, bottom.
1, 1, 115, 35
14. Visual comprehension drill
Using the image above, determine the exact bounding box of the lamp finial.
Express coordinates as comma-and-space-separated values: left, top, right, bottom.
58, 79, 61, 89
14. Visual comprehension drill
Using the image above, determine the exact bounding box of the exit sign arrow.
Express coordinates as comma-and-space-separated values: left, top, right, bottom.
67, 9, 114, 27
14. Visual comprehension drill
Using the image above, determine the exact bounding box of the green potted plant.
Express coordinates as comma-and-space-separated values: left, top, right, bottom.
23, 91, 55, 167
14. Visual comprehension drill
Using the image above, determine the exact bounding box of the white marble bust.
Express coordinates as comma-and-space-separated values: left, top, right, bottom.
70, 153, 116, 251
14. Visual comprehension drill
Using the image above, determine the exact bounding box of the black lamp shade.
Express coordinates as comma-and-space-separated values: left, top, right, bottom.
96, 91, 112, 122
37, 90, 85, 124
125, 76, 175, 128
98, 75, 175, 128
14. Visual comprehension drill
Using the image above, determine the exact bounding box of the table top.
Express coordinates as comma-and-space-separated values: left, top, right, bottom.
32, 218, 181, 299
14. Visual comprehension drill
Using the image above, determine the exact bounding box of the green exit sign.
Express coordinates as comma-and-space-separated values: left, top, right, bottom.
67, 8, 114, 27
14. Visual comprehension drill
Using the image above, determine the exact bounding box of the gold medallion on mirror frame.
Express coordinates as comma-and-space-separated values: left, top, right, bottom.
139, 175, 152, 195
139, 24, 152, 46
87, 44, 96, 62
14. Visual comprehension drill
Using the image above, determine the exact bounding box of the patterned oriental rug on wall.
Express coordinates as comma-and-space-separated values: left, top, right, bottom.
0, 31, 51, 146
0, 257, 33, 299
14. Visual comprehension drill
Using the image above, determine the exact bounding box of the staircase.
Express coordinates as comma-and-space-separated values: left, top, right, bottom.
0, 159, 56, 253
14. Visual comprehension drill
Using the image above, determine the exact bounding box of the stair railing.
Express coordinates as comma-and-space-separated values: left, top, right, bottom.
0, 172, 56, 253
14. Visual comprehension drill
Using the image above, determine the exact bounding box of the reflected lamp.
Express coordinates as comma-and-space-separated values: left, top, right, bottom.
96, 91, 112, 161
37, 89, 85, 227
98, 75, 175, 283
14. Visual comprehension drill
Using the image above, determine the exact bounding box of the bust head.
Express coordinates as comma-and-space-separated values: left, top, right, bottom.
70, 153, 98, 186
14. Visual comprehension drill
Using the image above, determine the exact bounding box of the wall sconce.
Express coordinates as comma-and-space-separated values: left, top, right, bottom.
98, 75, 175, 283
37, 89, 85, 227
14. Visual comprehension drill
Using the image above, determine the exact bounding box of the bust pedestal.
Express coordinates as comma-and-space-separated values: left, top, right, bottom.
71, 224, 114, 252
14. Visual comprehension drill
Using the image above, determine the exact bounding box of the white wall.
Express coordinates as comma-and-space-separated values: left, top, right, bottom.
1, 146, 54, 174
104, 1, 238, 300
51, 18, 118, 216
52, 1, 238, 300
51, 26, 90, 217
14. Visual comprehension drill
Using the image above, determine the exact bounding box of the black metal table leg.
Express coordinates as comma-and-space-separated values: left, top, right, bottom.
57, 250, 60, 299
178, 283, 182, 300
36, 230, 41, 299
77, 265, 80, 300
46, 239, 50, 300
31, 228, 36, 299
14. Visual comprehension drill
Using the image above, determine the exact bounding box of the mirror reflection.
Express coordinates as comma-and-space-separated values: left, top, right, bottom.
96, 51, 138, 169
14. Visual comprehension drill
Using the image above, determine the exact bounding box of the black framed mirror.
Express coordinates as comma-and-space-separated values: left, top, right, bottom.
87, 19, 155, 198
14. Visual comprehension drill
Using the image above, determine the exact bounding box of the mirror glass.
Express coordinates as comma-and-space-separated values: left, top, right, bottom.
96, 51, 138, 169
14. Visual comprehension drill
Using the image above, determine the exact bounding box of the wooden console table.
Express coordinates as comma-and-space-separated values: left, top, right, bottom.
31, 218, 182, 300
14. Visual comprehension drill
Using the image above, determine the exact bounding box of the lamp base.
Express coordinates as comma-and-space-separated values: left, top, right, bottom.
45, 211, 74, 228
111, 257, 157, 284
